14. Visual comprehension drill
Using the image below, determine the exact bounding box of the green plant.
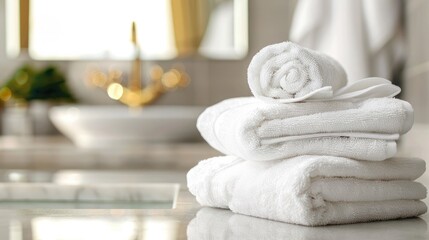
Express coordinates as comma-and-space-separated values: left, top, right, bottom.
0, 65, 75, 103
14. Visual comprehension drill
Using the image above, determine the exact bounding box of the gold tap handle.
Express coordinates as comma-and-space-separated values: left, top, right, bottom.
86, 23, 190, 108
130, 21, 142, 91
131, 22, 137, 45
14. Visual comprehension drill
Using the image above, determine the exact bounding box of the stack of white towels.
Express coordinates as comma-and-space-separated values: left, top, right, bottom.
187, 42, 427, 226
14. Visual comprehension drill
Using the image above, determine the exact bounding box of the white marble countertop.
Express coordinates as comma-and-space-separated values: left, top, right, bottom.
0, 136, 426, 239
0, 136, 219, 170
0, 190, 426, 240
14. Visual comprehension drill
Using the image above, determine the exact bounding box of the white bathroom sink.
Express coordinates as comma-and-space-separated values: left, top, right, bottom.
49, 105, 204, 148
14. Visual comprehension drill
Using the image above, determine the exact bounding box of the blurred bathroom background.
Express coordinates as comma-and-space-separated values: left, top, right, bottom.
0, 0, 428, 149
0, 0, 429, 239
0, 0, 426, 146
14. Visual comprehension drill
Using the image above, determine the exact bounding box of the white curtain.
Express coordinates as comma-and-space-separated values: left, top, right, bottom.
289, 0, 404, 82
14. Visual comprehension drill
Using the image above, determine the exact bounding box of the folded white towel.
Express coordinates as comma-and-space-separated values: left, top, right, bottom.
187, 155, 427, 226
188, 208, 427, 240
197, 97, 413, 161
248, 41, 347, 103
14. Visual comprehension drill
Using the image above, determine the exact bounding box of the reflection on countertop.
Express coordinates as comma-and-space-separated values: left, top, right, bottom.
0, 136, 207, 240
0, 191, 201, 240
188, 208, 427, 240
0, 136, 426, 239
1, 190, 427, 240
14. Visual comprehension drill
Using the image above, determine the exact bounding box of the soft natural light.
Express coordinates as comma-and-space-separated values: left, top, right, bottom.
29, 0, 177, 60
5, 0, 20, 58
30, 217, 178, 240
199, 0, 248, 59
142, 218, 178, 240
32, 217, 137, 240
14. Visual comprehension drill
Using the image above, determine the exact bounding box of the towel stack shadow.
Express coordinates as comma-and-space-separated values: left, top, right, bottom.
187, 42, 427, 226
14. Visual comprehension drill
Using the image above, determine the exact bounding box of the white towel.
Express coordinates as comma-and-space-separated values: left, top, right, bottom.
188, 208, 427, 240
247, 42, 401, 103
187, 155, 427, 226
197, 97, 413, 161
329, 77, 400, 101
248, 41, 347, 103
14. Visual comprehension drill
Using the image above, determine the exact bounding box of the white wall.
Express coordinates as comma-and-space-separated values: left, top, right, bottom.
404, 0, 429, 123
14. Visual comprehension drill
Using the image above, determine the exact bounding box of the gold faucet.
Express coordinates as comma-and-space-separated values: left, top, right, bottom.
87, 22, 189, 108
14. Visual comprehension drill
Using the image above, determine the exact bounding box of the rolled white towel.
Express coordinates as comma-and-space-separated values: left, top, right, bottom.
197, 97, 414, 161
187, 155, 427, 226
248, 41, 348, 103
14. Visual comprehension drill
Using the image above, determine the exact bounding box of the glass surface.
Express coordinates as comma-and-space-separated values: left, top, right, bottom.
0, 170, 179, 209
0, 201, 175, 209
0, 138, 190, 239
1, 212, 182, 240
5, 0, 248, 60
